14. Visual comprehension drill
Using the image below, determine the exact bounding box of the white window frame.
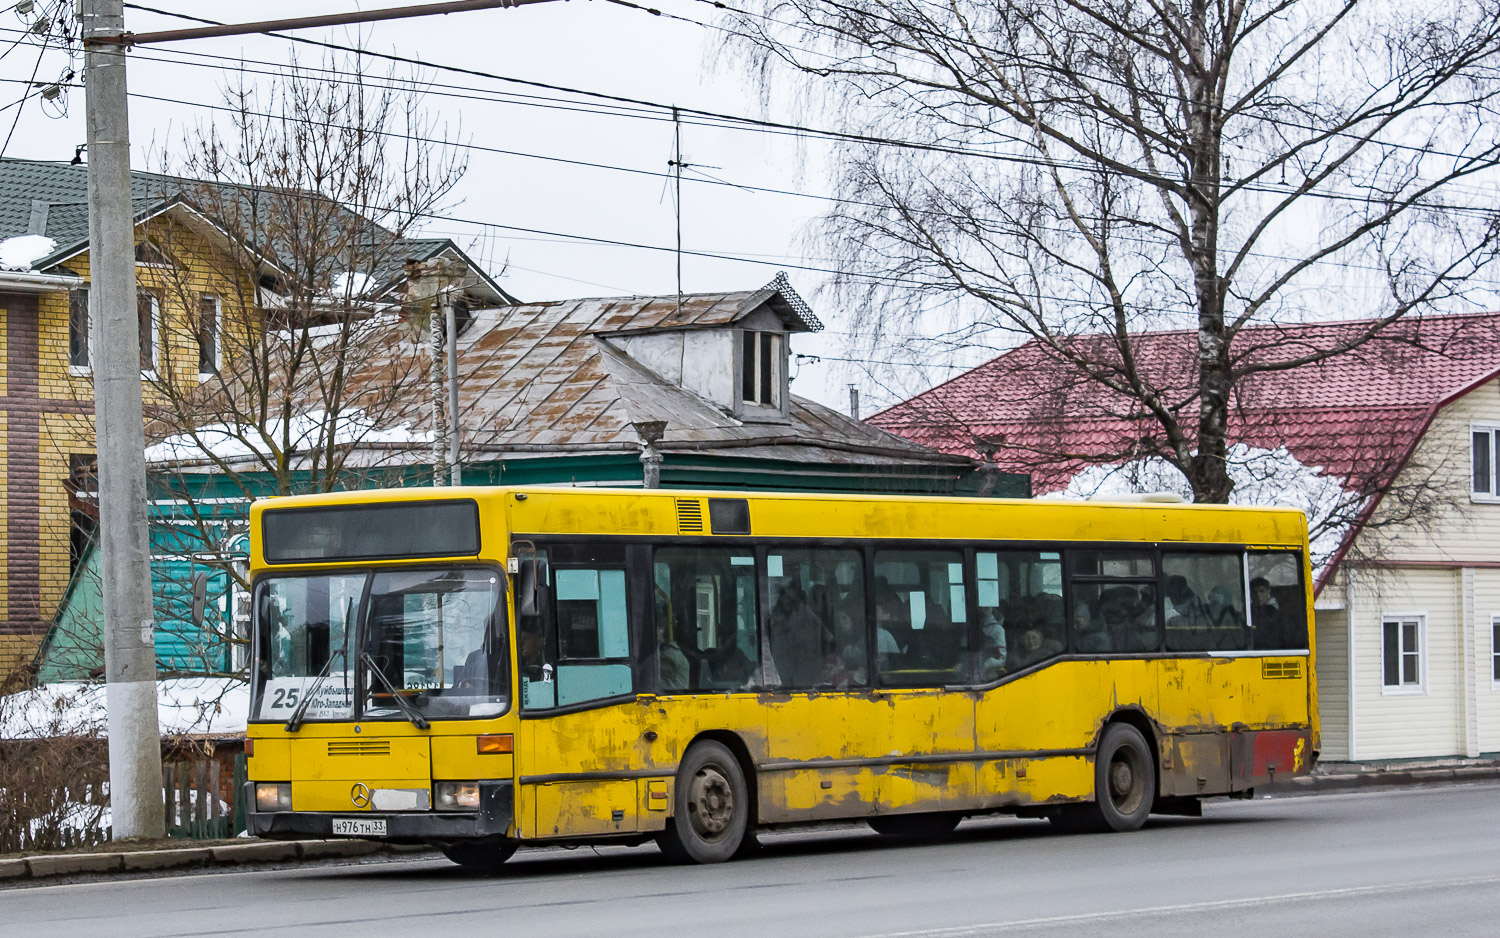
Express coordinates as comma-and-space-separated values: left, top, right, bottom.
1380, 612, 1427, 695
740, 329, 782, 409
1470, 422, 1500, 502
1491, 616, 1500, 690
68, 284, 91, 376
198, 293, 221, 380
137, 288, 160, 380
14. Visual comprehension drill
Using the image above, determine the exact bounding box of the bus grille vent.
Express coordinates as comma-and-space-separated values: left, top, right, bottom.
676, 499, 704, 533
1261, 659, 1302, 680
327, 740, 391, 757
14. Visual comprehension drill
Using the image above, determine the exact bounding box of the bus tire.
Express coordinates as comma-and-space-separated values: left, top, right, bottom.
1088, 722, 1155, 832
441, 840, 519, 870
867, 812, 962, 841
656, 740, 749, 864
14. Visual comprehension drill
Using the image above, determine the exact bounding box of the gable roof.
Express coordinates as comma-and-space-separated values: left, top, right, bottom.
0, 157, 516, 303
873, 312, 1500, 493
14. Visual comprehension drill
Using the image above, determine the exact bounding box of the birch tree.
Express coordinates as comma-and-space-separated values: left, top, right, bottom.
732, 0, 1500, 502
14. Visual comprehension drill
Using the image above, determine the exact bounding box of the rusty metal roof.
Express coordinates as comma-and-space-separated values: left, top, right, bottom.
368, 282, 959, 467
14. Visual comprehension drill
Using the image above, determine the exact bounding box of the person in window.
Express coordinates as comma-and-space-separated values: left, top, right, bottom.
1008, 628, 1062, 670
829, 609, 868, 685
1073, 602, 1111, 653
769, 582, 824, 687
655, 614, 690, 692
979, 606, 1007, 680
1164, 575, 1209, 627
875, 597, 908, 670
1250, 577, 1289, 648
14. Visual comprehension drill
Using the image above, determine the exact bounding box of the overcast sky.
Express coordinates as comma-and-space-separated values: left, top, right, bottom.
0, 0, 957, 413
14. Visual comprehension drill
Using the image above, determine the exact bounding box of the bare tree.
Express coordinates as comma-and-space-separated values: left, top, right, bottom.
55, 53, 467, 680
731, 0, 1500, 502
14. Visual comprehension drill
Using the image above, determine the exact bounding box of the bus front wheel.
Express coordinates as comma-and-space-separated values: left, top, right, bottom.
441, 839, 519, 870
657, 740, 749, 864
1054, 722, 1155, 833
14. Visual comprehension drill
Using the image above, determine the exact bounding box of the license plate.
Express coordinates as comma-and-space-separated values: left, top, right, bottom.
331, 817, 387, 837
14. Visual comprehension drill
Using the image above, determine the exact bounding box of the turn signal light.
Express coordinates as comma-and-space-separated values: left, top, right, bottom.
244, 738, 255, 758
477, 734, 513, 754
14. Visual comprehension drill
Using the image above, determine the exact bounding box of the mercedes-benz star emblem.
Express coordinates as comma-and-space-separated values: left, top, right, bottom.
350, 782, 371, 808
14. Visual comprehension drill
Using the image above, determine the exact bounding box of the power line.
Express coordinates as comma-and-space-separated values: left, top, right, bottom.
95, 7, 1500, 221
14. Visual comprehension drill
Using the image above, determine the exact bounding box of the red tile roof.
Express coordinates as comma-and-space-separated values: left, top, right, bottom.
872, 313, 1500, 495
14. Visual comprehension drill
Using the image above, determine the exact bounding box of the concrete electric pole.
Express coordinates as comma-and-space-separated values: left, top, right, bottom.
81, 0, 165, 841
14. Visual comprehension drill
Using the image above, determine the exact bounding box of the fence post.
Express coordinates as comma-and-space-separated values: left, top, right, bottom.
163, 763, 176, 836
231, 752, 248, 836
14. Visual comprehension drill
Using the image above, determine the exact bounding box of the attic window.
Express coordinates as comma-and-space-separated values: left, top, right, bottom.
134, 238, 174, 267
741, 330, 781, 408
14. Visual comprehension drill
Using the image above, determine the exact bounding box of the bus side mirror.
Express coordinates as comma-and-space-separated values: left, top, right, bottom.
191, 571, 208, 626
517, 559, 541, 618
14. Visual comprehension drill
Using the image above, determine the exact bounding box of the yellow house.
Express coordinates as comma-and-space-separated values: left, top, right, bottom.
0, 157, 513, 681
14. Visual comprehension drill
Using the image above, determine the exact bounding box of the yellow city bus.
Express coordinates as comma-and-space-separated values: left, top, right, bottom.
244, 486, 1316, 867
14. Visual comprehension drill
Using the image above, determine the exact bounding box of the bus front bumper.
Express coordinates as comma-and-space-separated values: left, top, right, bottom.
244, 779, 514, 843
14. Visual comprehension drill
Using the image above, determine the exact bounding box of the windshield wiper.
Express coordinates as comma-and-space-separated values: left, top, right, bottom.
285, 599, 355, 732
361, 651, 430, 730
285, 649, 343, 732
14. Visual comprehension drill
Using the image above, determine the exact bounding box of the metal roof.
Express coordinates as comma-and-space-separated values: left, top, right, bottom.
0, 157, 516, 304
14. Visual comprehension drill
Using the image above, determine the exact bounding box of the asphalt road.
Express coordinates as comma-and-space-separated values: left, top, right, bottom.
8, 784, 1500, 937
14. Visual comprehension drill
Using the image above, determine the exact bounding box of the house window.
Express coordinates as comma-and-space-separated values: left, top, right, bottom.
198, 294, 220, 376
68, 286, 89, 368
1472, 424, 1500, 499
1382, 614, 1424, 692
741, 330, 780, 407
137, 289, 159, 372
1492, 618, 1500, 685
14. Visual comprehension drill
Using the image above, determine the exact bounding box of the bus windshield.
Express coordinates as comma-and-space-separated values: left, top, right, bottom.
250, 566, 507, 723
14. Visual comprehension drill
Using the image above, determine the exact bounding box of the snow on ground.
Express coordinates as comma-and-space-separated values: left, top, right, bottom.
144, 408, 429, 464
1056, 444, 1363, 570
0, 677, 248, 739
0, 234, 56, 269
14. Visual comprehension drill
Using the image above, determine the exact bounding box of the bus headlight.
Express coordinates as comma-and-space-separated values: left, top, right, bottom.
434, 782, 481, 811
255, 782, 292, 811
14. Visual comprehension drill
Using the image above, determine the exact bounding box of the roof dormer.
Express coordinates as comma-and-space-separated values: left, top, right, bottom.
598, 273, 821, 423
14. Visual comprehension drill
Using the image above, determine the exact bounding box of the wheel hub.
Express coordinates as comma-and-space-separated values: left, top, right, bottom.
687, 766, 734, 838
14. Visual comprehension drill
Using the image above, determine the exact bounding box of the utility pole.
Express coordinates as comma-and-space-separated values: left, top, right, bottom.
445, 289, 462, 485
82, 0, 164, 841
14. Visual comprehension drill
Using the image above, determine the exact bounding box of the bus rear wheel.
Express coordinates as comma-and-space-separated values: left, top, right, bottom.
656, 740, 750, 864
867, 812, 962, 841
441, 839, 519, 870
1053, 722, 1155, 833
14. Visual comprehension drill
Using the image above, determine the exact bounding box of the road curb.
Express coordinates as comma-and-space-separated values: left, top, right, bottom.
1267, 763, 1500, 794
0, 839, 432, 883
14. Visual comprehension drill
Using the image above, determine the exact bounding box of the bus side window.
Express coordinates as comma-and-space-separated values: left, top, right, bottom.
873, 549, 966, 686
517, 555, 555, 710
1248, 552, 1308, 650
978, 551, 1063, 678
552, 567, 633, 706
765, 548, 867, 690
653, 548, 761, 693
1163, 553, 1248, 652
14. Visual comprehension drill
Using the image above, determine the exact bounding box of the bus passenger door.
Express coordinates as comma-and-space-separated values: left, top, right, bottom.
760, 547, 883, 823
516, 547, 655, 840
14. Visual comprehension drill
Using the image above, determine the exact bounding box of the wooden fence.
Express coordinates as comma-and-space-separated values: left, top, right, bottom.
1, 739, 247, 853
